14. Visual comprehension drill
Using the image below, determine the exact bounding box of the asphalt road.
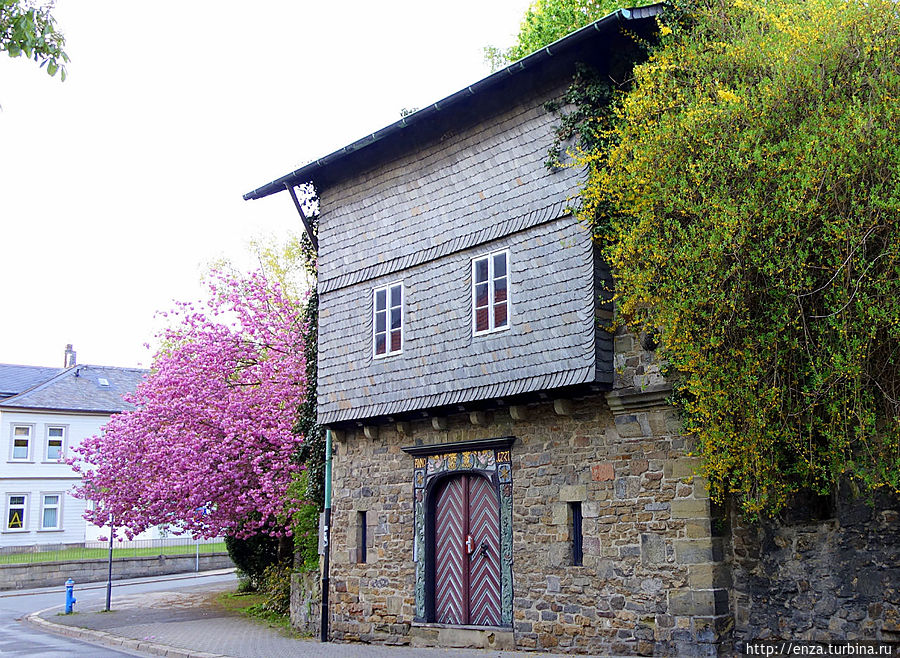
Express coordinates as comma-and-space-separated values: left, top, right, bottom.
0, 569, 237, 657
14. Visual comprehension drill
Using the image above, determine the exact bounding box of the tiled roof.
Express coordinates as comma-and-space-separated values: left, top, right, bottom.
0, 365, 147, 413
0, 364, 64, 399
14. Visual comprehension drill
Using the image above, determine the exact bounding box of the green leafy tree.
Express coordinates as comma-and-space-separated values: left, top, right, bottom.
1, 0, 67, 79
485, 0, 640, 70
580, 0, 900, 516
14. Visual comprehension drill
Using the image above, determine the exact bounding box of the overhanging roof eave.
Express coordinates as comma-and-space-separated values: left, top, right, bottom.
242, 4, 664, 202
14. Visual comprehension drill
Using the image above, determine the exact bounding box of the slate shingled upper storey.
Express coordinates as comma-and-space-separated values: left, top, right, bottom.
317, 86, 576, 293
243, 7, 663, 427
316, 77, 614, 426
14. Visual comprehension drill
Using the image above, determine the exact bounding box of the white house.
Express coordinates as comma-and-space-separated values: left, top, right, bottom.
0, 346, 147, 548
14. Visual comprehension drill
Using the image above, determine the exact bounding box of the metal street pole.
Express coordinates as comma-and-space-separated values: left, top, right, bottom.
105, 517, 114, 611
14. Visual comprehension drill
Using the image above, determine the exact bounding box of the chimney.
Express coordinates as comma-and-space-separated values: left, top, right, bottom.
64, 344, 76, 368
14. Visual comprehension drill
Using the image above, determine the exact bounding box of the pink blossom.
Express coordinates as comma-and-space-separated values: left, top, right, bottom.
71, 269, 309, 539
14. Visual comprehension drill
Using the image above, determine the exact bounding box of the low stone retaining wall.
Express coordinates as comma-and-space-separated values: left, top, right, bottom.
0, 552, 233, 590
290, 570, 321, 635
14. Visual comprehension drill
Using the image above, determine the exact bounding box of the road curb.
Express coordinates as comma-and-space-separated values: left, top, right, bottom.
24, 605, 229, 658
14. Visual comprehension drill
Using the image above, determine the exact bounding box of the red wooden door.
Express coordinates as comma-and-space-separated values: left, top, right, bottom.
434, 474, 501, 626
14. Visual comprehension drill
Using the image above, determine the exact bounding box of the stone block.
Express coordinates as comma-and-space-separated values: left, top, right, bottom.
674, 538, 724, 564
409, 626, 515, 650
551, 503, 569, 525
667, 589, 729, 616
685, 519, 712, 538
546, 575, 560, 593
670, 499, 710, 519
692, 476, 710, 498
614, 413, 652, 439
688, 564, 732, 589
591, 462, 615, 482
553, 399, 573, 416
630, 459, 649, 475
509, 405, 528, 420
559, 484, 587, 502
615, 334, 635, 353
666, 457, 702, 479
614, 477, 641, 500
641, 533, 666, 565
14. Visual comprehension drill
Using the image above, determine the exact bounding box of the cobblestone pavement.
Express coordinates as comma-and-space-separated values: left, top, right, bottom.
28, 580, 595, 658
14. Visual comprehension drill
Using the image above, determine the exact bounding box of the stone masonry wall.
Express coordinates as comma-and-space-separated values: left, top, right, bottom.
326, 334, 730, 655
729, 483, 900, 651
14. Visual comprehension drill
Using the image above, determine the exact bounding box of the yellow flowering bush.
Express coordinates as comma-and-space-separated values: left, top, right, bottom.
581, 0, 900, 515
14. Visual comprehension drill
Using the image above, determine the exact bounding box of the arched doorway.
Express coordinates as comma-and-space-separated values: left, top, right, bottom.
430, 473, 501, 626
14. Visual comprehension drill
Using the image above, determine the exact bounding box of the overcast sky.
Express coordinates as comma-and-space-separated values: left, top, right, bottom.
0, 0, 530, 369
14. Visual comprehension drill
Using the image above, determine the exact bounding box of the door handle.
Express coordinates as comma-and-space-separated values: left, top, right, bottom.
479, 540, 489, 558
465, 534, 475, 555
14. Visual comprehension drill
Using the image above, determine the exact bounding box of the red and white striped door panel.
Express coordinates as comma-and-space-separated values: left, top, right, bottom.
467, 474, 501, 625
435, 476, 466, 624
433, 474, 501, 626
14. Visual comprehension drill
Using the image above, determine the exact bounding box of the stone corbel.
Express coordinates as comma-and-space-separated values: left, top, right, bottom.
604, 384, 672, 417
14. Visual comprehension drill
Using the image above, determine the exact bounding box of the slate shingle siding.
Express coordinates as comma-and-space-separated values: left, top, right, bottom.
318, 82, 577, 290
317, 81, 613, 425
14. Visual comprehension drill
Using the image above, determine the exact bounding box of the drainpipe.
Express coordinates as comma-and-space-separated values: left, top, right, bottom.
320, 428, 333, 642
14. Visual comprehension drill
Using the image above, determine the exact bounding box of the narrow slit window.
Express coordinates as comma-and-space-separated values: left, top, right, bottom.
373, 283, 403, 357
570, 501, 583, 566
357, 511, 367, 564
472, 250, 509, 335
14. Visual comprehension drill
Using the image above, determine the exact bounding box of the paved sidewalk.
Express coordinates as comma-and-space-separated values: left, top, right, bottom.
26, 579, 589, 658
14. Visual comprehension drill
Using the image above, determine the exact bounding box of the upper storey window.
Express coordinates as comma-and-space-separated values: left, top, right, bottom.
473, 250, 509, 335
10, 426, 32, 461
374, 282, 403, 357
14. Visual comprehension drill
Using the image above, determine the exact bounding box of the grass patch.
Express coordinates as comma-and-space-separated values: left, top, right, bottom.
215, 591, 296, 635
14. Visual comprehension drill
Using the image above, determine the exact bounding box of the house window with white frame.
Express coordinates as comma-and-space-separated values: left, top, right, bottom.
472, 250, 509, 334
45, 426, 66, 461
373, 282, 403, 357
6, 494, 27, 530
40, 493, 62, 530
10, 425, 32, 461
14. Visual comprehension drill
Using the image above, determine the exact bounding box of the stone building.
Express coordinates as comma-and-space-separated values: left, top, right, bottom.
244, 5, 899, 656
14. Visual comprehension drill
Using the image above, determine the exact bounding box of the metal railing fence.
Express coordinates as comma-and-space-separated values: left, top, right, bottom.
0, 536, 226, 565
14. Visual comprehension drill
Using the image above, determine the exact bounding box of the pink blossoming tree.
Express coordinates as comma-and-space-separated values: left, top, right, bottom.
71, 269, 309, 539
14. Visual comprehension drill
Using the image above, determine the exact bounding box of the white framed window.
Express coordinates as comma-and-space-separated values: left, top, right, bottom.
472, 249, 510, 335
6, 494, 27, 531
45, 425, 66, 461
40, 493, 62, 530
10, 425, 33, 461
373, 282, 403, 358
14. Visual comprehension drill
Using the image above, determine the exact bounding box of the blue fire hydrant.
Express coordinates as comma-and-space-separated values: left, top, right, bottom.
65, 578, 76, 614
